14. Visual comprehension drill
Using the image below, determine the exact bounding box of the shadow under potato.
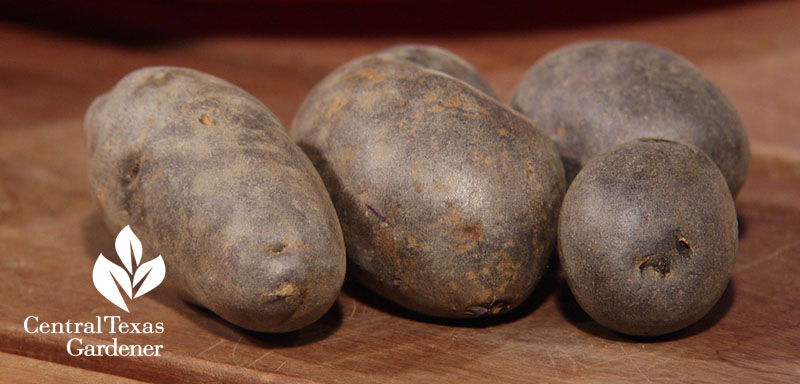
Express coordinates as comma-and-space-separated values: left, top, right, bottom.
81, 210, 343, 348
737, 211, 747, 239
82, 205, 736, 344
556, 277, 736, 342
342, 259, 560, 328
183, 300, 344, 349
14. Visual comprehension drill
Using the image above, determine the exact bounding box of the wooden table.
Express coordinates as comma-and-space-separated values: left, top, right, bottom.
1, 1, 799, 382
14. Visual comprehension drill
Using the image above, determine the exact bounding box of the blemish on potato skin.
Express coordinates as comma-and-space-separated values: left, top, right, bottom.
446, 219, 484, 254
525, 159, 534, 178
462, 223, 483, 240
474, 153, 493, 167
465, 300, 508, 316
325, 96, 347, 121
444, 96, 461, 108
406, 236, 431, 252
676, 236, 692, 258
556, 124, 566, 138
366, 204, 387, 222
275, 282, 296, 297
360, 68, 386, 83
636, 254, 672, 277
199, 114, 216, 126
398, 118, 419, 137
389, 204, 400, 218
424, 92, 437, 104
259, 242, 286, 254
152, 168, 164, 181
371, 227, 396, 257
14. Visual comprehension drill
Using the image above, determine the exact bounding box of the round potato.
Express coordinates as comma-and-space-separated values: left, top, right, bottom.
510, 39, 750, 196
558, 138, 737, 336
292, 51, 565, 318
85, 66, 346, 332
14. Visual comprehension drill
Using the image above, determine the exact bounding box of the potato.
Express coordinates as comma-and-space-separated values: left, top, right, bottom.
510, 39, 750, 196
377, 44, 498, 98
85, 66, 346, 333
292, 49, 566, 318
558, 138, 737, 336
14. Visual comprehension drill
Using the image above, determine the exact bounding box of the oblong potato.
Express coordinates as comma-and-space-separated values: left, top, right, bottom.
510, 39, 750, 196
85, 66, 346, 332
292, 52, 566, 318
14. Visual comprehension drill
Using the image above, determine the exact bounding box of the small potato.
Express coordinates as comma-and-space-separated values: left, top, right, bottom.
510, 39, 750, 195
85, 67, 346, 332
292, 49, 565, 318
558, 138, 737, 336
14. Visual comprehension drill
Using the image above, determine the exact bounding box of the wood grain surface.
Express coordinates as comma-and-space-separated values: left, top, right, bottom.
0, 352, 143, 384
1, 1, 799, 382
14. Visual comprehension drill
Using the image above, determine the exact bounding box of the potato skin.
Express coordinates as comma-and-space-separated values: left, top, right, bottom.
510, 39, 749, 196
292, 53, 566, 318
558, 139, 737, 336
85, 66, 346, 333
377, 44, 498, 99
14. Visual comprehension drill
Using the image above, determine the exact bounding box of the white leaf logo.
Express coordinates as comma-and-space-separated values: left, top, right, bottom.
93, 225, 166, 312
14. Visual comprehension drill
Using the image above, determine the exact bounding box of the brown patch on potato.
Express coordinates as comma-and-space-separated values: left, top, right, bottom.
525, 159, 534, 178
152, 168, 163, 181
464, 270, 478, 281
359, 68, 386, 83
407, 236, 431, 251
275, 282, 296, 297
475, 153, 493, 167
461, 223, 484, 242
398, 119, 419, 138
556, 124, 565, 138
388, 204, 400, 218
452, 222, 484, 254
199, 114, 216, 126
424, 92, 437, 104
443, 96, 461, 108
325, 96, 347, 121
371, 227, 396, 257
336, 147, 358, 168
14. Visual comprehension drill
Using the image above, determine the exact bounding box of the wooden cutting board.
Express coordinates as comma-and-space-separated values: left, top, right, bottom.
1, 1, 799, 382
